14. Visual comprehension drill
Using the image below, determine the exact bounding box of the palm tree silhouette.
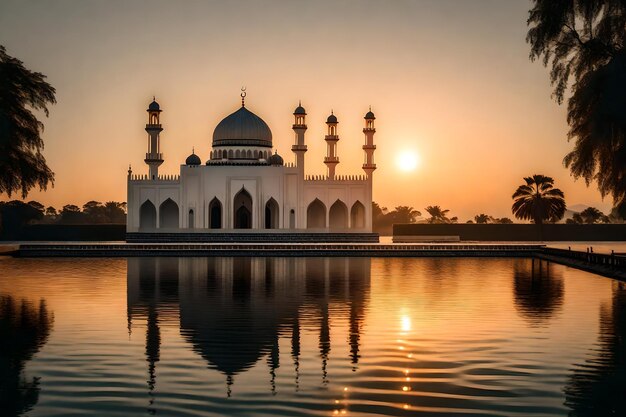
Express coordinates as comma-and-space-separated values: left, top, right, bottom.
512, 175, 566, 224
425, 206, 452, 224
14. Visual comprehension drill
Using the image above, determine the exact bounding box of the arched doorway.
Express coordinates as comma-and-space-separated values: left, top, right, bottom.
289, 209, 295, 229
159, 198, 179, 229
188, 209, 194, 229
139, 200, 156, 230
350, 201, 366, 229
307, 199, 326, 228
234, 188, 253, 229
329, 200, 348, 229
209, 198, 222, 229
265, 198, 279, 229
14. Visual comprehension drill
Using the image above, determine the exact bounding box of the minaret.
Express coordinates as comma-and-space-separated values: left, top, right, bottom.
324, 111, 339, 179
362, 107, 376, 178
291, 101, 307, 169
145, 98, 163, 180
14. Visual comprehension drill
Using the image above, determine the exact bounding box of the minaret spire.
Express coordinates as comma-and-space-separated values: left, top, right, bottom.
292, 101, 308, 170
145, 97, 164, 180
362, 107, 376, 178
324, 111, 339, 180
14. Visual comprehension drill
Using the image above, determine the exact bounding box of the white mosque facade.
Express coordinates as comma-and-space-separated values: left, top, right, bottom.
126, 94, 377, 235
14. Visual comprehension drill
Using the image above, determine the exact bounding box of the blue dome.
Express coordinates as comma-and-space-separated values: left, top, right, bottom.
185, 152, 201, 165
326, 113, 338, 124
365, 110, 375, 120
148, 99, 161, 111
212, 106, 272, 148
268, 152, 284, 166
294, 104, 306, 115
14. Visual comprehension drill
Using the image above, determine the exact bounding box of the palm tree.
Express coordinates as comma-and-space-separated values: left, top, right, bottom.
0, 45, 56, 198
580, 207, 610, 224
388, 206, 421, 224
512, 175, 566, 224
474, 214, 492, 224
425, 206, 452, 224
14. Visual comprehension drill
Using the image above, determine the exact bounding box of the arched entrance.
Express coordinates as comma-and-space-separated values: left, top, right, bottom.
307, 199, 326, 229
139, 200, 156, 230
209, 198, 222, 229
289, 209, 295, 229
188, 209, 194, 228
159, 198, 179, 228
350, 201, 366, 229
234, 188, 253, 229
329, 200, 348, 229
265, 198, 279, 229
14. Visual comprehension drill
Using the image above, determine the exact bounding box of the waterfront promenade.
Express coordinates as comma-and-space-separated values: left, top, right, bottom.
1, 241, 624, 281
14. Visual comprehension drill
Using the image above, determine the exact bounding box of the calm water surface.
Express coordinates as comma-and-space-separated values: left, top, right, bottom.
0, 257, 624, 417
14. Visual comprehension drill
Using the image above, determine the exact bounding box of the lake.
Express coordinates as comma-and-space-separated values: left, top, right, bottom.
0, 256, 624, 416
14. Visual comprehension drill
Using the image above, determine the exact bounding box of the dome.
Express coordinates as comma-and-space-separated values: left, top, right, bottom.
212, 106, 272, 148
365, 110, 375, 120
293, 102, 306, 115
148, 99, 161, 112
268, 151, 284, 166
185, 151, 201, 166
326, 113, 338, 124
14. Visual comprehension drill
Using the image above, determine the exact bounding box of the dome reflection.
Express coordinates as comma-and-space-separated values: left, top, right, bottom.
127, 257, 370, 395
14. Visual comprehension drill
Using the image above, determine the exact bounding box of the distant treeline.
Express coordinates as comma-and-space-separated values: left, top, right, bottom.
0, 200, 126, 239
371, 203, 623, 235
372, 203, 514, 235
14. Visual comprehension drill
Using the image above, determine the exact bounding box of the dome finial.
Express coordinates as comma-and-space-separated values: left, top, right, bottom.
153, 95, 155, 101
240, 86, 246, 107
192, 146, 195, 154
299, 99, 301, 106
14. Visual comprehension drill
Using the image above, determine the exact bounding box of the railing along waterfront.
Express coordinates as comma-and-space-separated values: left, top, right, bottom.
16, 243, 544, 257
541, 247, 626, 269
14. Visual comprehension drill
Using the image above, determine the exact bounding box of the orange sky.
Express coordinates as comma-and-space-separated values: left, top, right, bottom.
0, 0, 613, 220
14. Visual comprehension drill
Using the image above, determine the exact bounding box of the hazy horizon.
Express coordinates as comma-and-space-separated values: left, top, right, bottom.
0, 0, 613, 220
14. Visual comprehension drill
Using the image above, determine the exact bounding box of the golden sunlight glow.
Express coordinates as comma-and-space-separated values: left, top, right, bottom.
401, 315, 412, 332
396, 151, 419, 172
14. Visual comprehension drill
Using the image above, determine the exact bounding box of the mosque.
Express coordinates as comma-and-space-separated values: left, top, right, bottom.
126, 91, 377, 240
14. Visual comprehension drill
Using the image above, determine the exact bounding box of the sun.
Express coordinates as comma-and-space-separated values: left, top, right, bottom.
396, 151, 419, 172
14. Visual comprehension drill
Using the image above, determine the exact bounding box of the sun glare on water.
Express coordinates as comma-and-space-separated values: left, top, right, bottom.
397, 151, 419, 172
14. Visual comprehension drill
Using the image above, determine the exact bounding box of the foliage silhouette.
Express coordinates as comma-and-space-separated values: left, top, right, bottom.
566, 206, 610, 224
512, 175, 566, 224
0, 45, 56, 198
0, 295, 54, 416
527, 1, 626, 216
371, 203, 421, 234
564, 282, 626, 416
512, 259, 563, 326
425, 205, 455, 224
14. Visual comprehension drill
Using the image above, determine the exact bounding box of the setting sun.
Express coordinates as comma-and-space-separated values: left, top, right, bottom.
397, 151, 419, 172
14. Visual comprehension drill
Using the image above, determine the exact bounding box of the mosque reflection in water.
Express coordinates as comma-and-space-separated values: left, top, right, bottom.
3, 257, 626, 417
126, 257, 369, 397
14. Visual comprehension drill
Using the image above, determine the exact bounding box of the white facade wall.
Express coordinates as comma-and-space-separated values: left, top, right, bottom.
127, 165, 371, 233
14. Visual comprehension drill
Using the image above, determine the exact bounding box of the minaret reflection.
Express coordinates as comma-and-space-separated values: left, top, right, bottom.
127, 257, 179, 413
126, 257, 370, 396
291, 316, 301, 391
